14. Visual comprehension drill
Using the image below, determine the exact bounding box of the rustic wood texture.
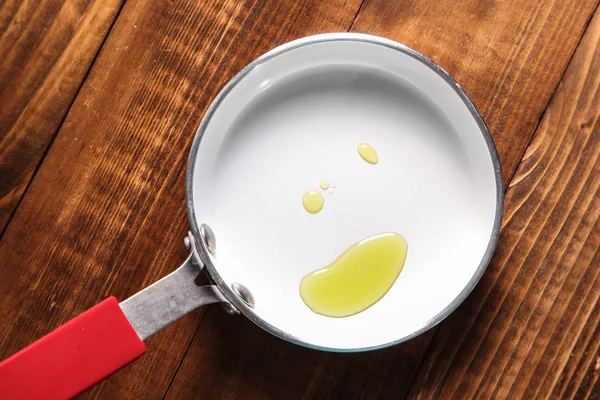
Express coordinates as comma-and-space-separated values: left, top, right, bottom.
0, 0, 363, 399
408, 9, 600, 399
0, 0, 599, 399
0, 0, 124, 233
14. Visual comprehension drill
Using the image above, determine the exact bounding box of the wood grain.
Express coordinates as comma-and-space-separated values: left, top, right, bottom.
165, 1, 600, 399
407, 8, 600, 399
0, 0, 363, 399
0, 0, 599, 400
0, 0, 124, 232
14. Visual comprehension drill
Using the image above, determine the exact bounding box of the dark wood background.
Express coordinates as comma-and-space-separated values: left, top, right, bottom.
0, 0, 599, 398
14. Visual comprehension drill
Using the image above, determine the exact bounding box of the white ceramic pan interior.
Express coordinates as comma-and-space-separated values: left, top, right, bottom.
187, 33, 503, 351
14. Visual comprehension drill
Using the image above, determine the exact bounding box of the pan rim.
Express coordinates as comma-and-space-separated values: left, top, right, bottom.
185, 32, 504, 352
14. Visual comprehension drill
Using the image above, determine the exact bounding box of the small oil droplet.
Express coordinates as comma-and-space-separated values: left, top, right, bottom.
357, 143, 379, 165
328, 189, 333, 194
320, 180, 330, 190
300, 233, 408, 318
302, 190, 324, 214
332, 184, 336, 189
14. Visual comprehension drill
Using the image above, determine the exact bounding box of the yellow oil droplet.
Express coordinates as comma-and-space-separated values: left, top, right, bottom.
328, 189, 333, 194
320, 180, 330, 190
302, 190, 324, 214
357, 143, 379, 164
300, 233, 407, 317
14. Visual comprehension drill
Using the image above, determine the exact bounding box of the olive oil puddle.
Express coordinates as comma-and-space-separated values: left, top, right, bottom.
300, 233, 408, 318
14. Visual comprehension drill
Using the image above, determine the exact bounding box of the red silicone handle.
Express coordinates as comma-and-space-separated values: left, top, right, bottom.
0, 297, 146, 399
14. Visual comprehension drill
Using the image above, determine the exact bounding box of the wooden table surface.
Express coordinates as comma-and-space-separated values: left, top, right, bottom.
1, 0, 599, 398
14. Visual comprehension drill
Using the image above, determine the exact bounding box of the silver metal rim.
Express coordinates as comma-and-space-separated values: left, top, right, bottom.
186, 32, 504, 352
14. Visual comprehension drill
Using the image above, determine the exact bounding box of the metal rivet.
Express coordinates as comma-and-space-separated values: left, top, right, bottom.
222, 303, 240, 315
231, 283, 255, 308
200, 223, 216, 253
183, 236, 191, 251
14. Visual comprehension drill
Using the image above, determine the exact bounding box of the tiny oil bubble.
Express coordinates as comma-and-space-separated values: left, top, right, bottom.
320, 180, 330, 190
328, 189, 333, 194
300, 233, 408, 318
332, 184, 336, 189
302, 190, 324, 214
357, 143, 379, 165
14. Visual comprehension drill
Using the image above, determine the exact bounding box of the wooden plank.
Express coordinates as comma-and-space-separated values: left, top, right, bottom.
1, 2, 598, 400
165, 1, 600, 399
0, 0, 124, 232
407, 8, 600, 399
0, 0, 363, 399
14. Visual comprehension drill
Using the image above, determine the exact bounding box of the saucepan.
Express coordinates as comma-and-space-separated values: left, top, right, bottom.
0, 33, 503, 398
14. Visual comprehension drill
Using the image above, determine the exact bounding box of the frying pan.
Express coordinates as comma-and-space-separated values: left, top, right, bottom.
0, 33, 503, 398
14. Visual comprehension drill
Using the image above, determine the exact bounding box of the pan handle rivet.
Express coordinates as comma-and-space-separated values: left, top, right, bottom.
231, 283, 255, 308
222, 303, 239, 315
200, 223, 216, 253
